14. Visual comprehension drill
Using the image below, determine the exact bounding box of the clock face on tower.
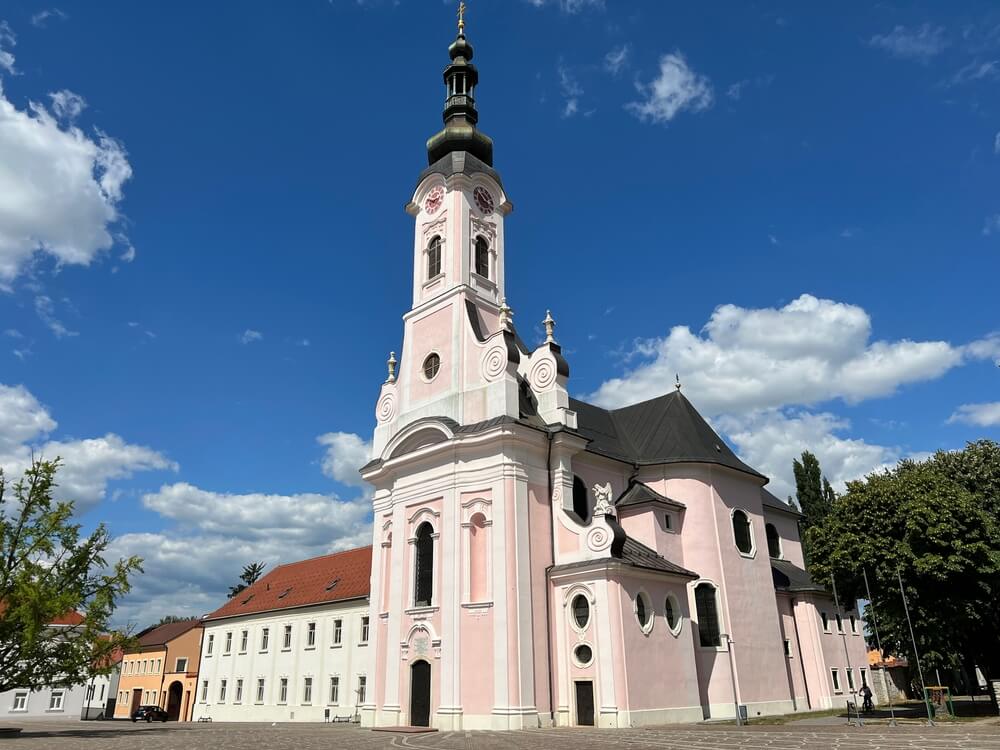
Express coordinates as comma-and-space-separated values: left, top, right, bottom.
473, 186, 494, 215
424, 186, 444, 215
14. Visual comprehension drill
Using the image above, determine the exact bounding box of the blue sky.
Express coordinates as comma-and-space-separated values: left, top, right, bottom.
0, 0, 997, 625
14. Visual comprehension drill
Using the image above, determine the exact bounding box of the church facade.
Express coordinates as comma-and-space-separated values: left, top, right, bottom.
357, 21, 869, 731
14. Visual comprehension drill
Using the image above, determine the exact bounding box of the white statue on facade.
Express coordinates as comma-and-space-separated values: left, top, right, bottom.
592, 482, 615, 517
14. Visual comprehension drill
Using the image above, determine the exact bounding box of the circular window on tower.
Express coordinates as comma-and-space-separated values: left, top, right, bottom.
572, 643, 593, 667
571, 594, 590, 631
422, 353, 441, 381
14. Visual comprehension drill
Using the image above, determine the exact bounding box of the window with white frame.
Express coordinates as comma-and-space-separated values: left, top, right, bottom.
86, 684, 95, 701
357, 676, 367, 705
634, 591, 653, 633
846, 668, 856, 691
333, 618, 343, 645
694, 582, 722, 647
235, 679, 243, 703
427, 236, 442, 280
256, 678, 265, 703
306, 622, 316, 648
732, 509, 754, 555
360, 616, 370, 643
329, 676, 340, 705
784, 638, 792, 657
155, 658, 161, 673
302, 677, 313, 704
831, 669, 841, 692
261, 627, 270, 651
176, 657, 188, 673
200, 680, 209, 702
282, 624, 292, 650
474, 235, 490, 279
207, 634, 214, 655
571, 594, 590, 631
151, 690, 157, 705
12, 692, 27, 711
219, 679, 227, 702
224, 632, 233, 654
413, 522, 434, 606
664, 593, 682, 634
278, 678, 288, 704
240, 630, 249, 652
860, 668, 868, 687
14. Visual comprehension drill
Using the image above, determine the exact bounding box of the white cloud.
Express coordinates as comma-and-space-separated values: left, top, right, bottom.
626, 52, 713, 125
995, 131, 1000, 154
604, 44, 629, 75
950, 59, 999, 86
239, 329, 262, 344
0, 382, 175, 511
587, 294, 976, 415
0, 21, 16, 74
317, 431, 372, 487
983, 214, 1000, 235
30, 9, 68, 28
869, 24, 948, 62
0, 78, 133, 283
716, 410, 901, 500
34, 295, 78, 338
557, 61, 582, 118
525, 0, 603, 12
48, 89, 86, 121
947, 402, 1000, 427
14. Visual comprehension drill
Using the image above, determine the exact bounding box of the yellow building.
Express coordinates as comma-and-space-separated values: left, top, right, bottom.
114, 620, 203, 721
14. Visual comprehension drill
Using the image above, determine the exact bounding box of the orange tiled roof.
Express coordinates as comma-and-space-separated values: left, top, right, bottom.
50, 611, 85, 626
204, 546, 372, 622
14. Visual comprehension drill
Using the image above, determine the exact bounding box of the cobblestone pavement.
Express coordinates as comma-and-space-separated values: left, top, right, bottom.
5, 720, 1000, 750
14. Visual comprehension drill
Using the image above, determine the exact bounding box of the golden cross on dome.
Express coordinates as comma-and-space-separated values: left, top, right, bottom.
457, 1, 467, 34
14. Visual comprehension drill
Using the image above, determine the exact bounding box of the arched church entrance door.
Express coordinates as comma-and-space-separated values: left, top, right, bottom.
410, 660, 431, 727
166, 681, 183, 721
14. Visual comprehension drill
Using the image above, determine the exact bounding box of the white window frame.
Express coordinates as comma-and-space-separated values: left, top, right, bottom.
850, 614, 858, 634
836, 613, 844, 633
282, 624, 293, 650
260, 627, 270, 652
240, 629, 249, 653
329, 676, 340, 705
784, 638, 793, 657
847, 667, 856, 692
571, 642, 595, 668
356, 675, 367, 705
206, 634, 214, 655
200, 680, 209, 702
360, 615, 370, 644
175, 656, 188, 673
224, 631, 232, 654
255, 678, 265, 704
633, 589, 654, 635
218, 679, 227, 703
730, 507, 757, 558
663, 592, 683, 636
278, 677, 288, 705
235, 678, 243, 704
831, 668, 842, 693
332, 618, 343, 646
821, 611, 830, 632
306, 622, 317, 648
302, 676, 313, 705
11, 692, 28, 712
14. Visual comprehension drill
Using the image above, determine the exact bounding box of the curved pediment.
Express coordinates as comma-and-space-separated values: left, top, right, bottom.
382, 418, 457, 461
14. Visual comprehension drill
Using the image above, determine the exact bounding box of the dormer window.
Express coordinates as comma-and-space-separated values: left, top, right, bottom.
427, 236, 442, 279
474, 236, 489, 279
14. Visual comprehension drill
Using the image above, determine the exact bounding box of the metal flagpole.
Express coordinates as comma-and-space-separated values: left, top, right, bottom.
830, 574, 862, 727
897, 567, 934, 726
862, 568, 896, 725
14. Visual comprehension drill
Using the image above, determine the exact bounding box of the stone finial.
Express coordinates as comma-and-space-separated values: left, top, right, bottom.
499, 297, 514, 331
543, 310, 556, 344
675, 373, 682, 391
387, 352, 397, 383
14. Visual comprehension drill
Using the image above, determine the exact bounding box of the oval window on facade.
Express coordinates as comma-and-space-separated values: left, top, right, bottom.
572, 594, 590, 630
664, 595, 681, 634
635, 592, 652, 632
732, 509, 753, 555
422, 353, 441, 381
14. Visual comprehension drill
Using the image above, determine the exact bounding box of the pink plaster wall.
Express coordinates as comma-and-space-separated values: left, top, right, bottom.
775, 596, 808, 705
408, 306, 453, 405
460, 608, 494, 715
763, 511, 805, 568
528, 482, 553, 715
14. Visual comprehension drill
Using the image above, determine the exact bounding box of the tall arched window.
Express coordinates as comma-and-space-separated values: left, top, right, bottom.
469, 513, 488, 602
474, 236, 490, 279
414, 523, 434, 607
694, 582, 721, 647
732, 509, 753, 555
765, 523, 781, 559
427, 236, 442, 279
572, 476, 590, 523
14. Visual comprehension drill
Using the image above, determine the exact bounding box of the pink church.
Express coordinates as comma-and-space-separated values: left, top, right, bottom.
358, 21, 869, 731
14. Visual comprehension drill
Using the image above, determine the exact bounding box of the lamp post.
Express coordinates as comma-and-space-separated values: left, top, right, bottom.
721, 633, 742, 726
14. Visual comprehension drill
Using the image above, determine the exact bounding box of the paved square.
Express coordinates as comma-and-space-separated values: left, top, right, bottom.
5, 720, 1000, 750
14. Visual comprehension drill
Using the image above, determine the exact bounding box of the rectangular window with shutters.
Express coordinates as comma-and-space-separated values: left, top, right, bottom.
256, 678, 265, 704
329, 676, 340, 705
333, 619, 343, 646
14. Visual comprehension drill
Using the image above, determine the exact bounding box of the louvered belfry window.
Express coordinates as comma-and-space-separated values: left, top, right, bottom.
414, 522, 434, 607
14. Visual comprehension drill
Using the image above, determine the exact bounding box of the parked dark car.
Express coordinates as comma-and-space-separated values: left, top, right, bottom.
131, 705, 169, 722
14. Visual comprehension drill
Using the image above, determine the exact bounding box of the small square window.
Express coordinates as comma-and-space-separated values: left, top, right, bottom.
175, 657, 188, 673
49, 691, 65, 711
12, 692, 28, 711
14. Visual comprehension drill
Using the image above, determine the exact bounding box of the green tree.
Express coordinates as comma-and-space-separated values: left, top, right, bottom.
228, 561, 266, 598
806, 445, 1000, 678
0, 458, 142, 694
793, 451, 836, 531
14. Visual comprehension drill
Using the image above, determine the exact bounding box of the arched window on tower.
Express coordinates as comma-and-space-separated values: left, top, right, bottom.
427, 236, 442, 279
765, 523, 782, 559
474, 236, 490, 279
732, 509, 753, 555
469, 513, 488, 602
414, 522, 434, 607
694, 582, 721, 647
572, 476, 590, 523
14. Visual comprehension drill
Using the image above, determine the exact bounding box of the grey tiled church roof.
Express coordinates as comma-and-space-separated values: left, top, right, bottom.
615, 481, 686, 510
568, 392, 765, 479
771, 559, 826, 593
761, 488, 802, 516
619, 536, 698, 578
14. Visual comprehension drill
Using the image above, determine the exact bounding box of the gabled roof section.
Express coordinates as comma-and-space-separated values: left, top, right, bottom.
568, 391, 765, 480
761, 488, 802, 516
204, 546, 372, 622
618, 536, 698, 578
771, 559, 826, 594
136, 619, 201, 648
615, 481, 686, 511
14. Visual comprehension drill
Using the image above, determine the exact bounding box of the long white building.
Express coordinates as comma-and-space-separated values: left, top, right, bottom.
195, 547, 372, 723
